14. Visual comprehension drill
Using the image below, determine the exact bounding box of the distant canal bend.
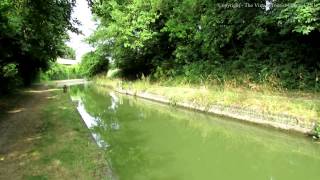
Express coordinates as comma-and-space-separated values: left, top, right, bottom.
70, 85, 320, 180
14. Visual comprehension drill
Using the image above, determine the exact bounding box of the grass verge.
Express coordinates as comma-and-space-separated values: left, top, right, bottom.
26, 90, 107, 180
94, 74, 320, 126
0, 86, 107, 180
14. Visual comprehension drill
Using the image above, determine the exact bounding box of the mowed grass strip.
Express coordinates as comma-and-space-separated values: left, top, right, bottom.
23, 90, 108, 180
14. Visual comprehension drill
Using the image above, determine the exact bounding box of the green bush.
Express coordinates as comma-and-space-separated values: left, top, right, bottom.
314, 123, 320, 139
40, 62, 83, 81
0, 63, 22, 94
0, 0, 77, 92
88, 0, 320, 92
80, 51, 109, 77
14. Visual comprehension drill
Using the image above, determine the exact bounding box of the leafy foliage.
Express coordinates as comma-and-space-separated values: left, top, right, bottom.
314, 123, 320, 139
0, 0, 78, 94
80, 49, 109, 77
89, 0, 319, 91
40, 62, 82, 81
59, 45, 77, 60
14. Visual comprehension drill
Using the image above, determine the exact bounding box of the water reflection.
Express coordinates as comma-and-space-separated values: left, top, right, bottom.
73, 98, 108, 148
69, 85, 320, 180
109, 92, 119, 111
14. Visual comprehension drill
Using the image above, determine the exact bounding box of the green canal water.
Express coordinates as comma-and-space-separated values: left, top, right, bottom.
70, 85, 320, 180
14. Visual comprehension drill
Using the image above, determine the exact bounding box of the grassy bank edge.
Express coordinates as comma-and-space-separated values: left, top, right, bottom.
30, 88, 109, 179
93, 75, 320, 135
0, 86, 109, 179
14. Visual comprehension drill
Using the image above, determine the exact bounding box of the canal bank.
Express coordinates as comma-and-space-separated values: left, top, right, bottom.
0, 84, 107, 179
93, 76, 320, 135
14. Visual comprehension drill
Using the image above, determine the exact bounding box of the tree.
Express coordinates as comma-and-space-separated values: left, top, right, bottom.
80, 47, 109, 77
59, 45, 77, 60
0, 0, 78, 93
88, 0, 320, 90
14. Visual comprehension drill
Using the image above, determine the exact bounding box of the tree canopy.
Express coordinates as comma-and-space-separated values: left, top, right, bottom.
0, 0, 78, 93
80, 46, 110, 77
59, 45, 77, 60
2, 0, 320, 92
88, 0, 320, 90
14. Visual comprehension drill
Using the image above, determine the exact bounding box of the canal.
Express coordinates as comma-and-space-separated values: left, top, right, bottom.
70, 85, 320, 180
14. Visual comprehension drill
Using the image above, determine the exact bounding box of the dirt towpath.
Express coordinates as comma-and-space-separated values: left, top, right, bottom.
0, 85, 56, 179
0, 80, 106, 179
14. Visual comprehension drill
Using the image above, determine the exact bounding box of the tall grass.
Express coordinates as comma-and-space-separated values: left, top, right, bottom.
94, 73, 320, 123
